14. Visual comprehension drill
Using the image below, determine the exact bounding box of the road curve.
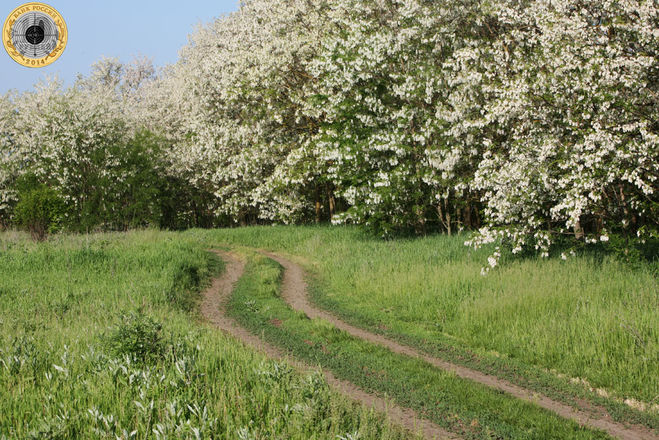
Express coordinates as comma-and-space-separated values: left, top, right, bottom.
200, 250, 459, 440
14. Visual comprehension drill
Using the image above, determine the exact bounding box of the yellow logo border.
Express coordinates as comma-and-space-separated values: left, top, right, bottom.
3, 2, 67, 68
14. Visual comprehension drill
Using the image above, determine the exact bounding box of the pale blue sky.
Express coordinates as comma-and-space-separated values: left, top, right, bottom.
1, 0, 239, 93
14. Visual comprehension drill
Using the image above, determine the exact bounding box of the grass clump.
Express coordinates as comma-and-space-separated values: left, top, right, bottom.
167, 261, 202, 312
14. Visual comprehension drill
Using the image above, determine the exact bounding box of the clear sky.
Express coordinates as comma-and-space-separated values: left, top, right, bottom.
1, 0, 239, 93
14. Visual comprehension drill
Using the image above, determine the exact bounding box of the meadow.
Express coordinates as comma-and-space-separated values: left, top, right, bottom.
0, 230, 410, 439
1, 226, 657, 438
2, 1, 655, 437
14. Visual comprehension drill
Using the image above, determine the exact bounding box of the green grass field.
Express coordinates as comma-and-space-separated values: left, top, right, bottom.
0, 230, 410, 439
1, 226, 657, 438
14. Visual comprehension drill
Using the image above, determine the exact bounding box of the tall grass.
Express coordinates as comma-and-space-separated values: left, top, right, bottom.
0, 230, 409, 439
2, 226, 655, 438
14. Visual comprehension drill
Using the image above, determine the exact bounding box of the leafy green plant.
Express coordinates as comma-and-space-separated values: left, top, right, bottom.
14, 185, 64, 241
105, 310, 165, 363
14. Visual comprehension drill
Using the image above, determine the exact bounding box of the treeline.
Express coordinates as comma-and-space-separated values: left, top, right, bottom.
0, 72, 217, 238
1, 0, 657, 258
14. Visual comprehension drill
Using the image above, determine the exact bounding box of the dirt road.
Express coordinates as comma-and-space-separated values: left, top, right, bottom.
200, 250, 459, 440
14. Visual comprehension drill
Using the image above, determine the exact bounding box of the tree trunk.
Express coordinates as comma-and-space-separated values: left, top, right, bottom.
619, 184, 630, 229
315, 186, 321, 224
456, 206, 462, 231
464, 204, 473, 230
415, 206, 426, 236
327, 185, 336, 219
474, 204, 481, 229
444, 197, 452, 236
438, 197, 452, 236
574, 220, 584, 239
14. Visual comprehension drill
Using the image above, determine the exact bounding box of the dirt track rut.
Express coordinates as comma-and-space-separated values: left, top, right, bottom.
260, 250, 658, 440
201, 250, 459, 440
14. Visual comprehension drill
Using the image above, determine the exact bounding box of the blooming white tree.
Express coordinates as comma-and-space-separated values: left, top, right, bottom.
0, 57, 167, 230
7, 78, 130, 228
132, 0, 659, 250
0, 92, 19, 225
460, 0, 658, 261
307, 0, 487, 236
147, 0, 343, 225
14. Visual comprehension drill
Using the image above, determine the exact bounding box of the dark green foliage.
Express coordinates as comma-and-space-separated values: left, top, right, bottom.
14, 183, 64, 241
60, 129, 164, 232
604, 233, 659, 268
105, 309, 165, 363
157, 173, 221, 230
167, 262, 201, 312
97, 129, 220, 231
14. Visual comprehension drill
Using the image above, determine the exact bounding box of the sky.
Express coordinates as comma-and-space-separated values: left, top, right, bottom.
1, 0, 239, 93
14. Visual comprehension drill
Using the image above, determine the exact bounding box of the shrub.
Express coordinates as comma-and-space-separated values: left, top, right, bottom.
105, 310, 164, 363
14, 185, 63, 241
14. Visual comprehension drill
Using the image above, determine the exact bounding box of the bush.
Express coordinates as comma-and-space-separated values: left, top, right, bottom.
14, 185, 64, 241
105, 310, 165, 363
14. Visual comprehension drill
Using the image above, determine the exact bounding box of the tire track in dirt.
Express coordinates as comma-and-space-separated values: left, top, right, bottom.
201, 250, 459, 440
260, 250, 658, 440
